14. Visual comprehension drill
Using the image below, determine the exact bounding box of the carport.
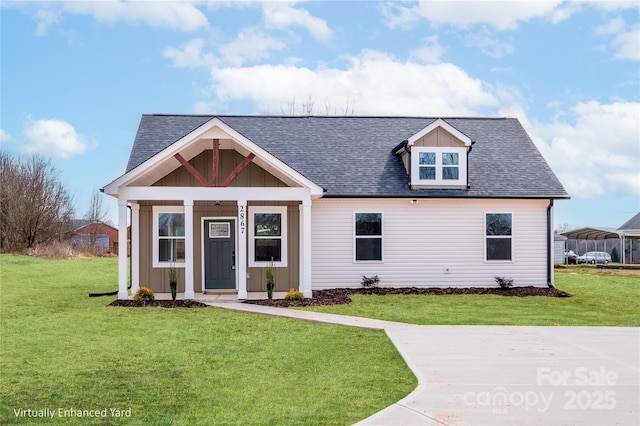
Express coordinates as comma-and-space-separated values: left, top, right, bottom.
561, 212, 640, 264
561, 227, 621, 262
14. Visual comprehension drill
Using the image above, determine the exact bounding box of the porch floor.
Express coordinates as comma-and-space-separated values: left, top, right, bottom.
142, 292, 291, 302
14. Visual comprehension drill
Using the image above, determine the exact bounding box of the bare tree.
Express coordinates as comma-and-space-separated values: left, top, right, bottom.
0, 151, 74, 252
83, 189, 108, 253
281, 95, 356, 116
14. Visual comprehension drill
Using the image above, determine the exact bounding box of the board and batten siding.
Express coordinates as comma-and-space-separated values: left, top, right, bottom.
311, 198, 551, 289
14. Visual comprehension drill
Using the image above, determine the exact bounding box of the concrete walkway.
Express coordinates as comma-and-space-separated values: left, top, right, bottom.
209, 302, 640, 426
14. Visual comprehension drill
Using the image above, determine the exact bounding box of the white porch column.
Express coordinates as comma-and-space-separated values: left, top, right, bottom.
237, 199, 248, 299
117, 200, 129, 300
184, 200, 195, 300
299, 198, 312, 298
130, 202, 140, 294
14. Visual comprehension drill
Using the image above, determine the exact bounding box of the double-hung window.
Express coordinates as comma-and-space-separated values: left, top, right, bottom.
485, 213, 512, 261
412, 147, 466, 187
153, 206, 185, 267
249, 206, 288, 267
354, 212, 383, 262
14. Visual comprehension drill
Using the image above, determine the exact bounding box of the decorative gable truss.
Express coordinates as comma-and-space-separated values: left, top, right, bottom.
173, 139, 256, 187
393, 118, 473, 190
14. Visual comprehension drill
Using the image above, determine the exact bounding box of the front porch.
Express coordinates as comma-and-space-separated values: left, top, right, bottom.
116, 186, 314, 300
139, 291, 297, 303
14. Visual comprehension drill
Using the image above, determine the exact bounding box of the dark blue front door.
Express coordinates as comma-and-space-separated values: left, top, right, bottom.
204, 219, 236, 290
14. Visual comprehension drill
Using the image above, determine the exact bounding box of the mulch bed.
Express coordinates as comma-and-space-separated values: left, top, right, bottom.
244, 286, 572, 308
108, 286, 570, 308
109, 300, 210, 308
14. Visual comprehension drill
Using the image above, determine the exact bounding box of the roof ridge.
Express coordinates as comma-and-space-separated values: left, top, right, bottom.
143, 114, 514, 120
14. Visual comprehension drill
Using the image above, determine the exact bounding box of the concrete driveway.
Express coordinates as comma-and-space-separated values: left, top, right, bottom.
211, 303, 640, 426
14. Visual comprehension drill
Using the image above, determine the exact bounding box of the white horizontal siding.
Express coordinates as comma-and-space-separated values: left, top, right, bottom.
311, 198, 550, 289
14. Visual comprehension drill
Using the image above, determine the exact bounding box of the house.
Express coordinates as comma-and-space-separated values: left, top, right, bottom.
102, 115, 569, 300
71, 220, 119, 253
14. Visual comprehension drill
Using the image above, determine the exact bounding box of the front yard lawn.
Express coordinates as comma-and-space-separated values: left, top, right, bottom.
0, 255, 415, 425
301, 270, 640, 326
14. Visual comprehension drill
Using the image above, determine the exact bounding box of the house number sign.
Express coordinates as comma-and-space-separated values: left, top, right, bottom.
238, 205, 246, 235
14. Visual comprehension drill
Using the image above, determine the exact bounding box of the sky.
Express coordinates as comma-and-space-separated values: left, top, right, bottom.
1, 0, 639, 230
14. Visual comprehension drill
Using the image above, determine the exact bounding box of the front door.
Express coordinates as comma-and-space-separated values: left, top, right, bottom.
204, 219, 236, 291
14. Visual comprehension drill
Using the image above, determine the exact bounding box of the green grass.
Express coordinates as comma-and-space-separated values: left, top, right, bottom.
0, 255, 416, 425
301, 270, 640, 326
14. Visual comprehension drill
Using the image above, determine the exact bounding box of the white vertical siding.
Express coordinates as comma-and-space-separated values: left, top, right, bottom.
311, 198, 550, 289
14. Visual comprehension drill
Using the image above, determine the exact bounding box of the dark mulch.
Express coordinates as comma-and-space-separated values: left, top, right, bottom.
108, 286, 571, 309
244, 286, 572, 308
109, 300, 210, 308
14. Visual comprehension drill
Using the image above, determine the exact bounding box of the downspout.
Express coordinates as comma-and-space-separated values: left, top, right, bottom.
547, 199, 554, 288
89, 205, 132, 297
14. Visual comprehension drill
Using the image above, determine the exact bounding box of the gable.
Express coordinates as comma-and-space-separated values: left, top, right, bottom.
153, 149, 288, 188
411, 127, 468, 148
103, 116, 323, 196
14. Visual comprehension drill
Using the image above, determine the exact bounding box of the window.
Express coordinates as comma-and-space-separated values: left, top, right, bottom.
354, 212, 383, 262
486, 213, 512, 261
249, 206, 287, 267
419, 152, 436, 180
412, 147, 467, 187
153, 206, 185, 267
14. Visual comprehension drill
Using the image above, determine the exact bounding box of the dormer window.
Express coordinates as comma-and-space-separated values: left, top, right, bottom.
393, 118, 472, 190
412, 147, 467, 187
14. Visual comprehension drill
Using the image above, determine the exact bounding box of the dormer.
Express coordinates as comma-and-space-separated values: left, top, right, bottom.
394, 119, 472, 190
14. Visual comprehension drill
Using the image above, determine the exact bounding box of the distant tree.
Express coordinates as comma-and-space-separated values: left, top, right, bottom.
555, 223, 574, 234
0, 151, 74, 252
611, 246, 620, 263
83, 189, 108, 253
281, 95, 356, 116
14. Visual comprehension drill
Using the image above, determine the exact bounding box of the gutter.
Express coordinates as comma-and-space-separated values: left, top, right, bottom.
547, 199, 554, 288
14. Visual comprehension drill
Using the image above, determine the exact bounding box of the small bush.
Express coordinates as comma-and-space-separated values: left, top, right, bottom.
495, 276, 514, 289
133, 287, 155, 301
284, 288, 304, 301
30, 241, 74, 259
361, 275, 380, 289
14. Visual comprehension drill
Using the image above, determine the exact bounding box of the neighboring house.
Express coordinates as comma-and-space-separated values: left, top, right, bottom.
618, 212, 640, 264
71, 221, 118, 253
103, 115, 569, 300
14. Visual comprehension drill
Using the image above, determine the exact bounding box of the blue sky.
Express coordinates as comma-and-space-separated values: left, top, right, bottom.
1, 1, 639, 230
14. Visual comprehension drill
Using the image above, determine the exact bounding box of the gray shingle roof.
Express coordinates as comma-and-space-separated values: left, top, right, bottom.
618, 212, 640, 231
124, 114, 569, 199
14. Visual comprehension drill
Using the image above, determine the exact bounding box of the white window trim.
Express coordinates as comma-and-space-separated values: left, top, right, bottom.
353, 211, 384, 263
152, 205, 186, 268
411, 146, 467, 187
484, 212, 514, 263
249, 206, 288, 267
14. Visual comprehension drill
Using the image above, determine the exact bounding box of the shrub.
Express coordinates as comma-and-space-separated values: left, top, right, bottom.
30, 241, 74, 259
133, 287, 155, 302
361, 275, 380, 289
284, 288, 304, 301
494, 276, 514, 289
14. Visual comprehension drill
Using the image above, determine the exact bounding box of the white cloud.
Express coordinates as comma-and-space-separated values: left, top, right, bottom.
34, 9, 61, 36
22, 118, 91, 159
262, 2, 332, 41
382, 0, 564, 31
612, 26, 640, 60
595, 16, 626, 35
466, 28, 515, 58
206, 49, 499, 116
0, 129, 10, 142
410, 35, 445, 63
163, 39, 216, 69
595, 16, 639, 61
219, 27, 287, 66
34, 1, 208, 33
529, 101, 640, 198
